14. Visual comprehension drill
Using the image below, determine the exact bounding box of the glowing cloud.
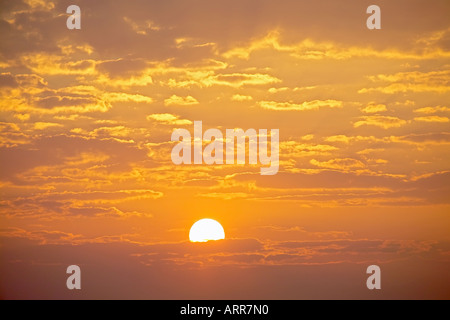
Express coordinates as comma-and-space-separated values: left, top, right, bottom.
147, 113, 193, 125
258, 100, 343, 111
164, 95, 199, 106
354, 116, 408, 129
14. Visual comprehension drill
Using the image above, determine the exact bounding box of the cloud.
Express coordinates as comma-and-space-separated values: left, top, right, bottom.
361, 103, 387, 114
0, 72, 19, 87
268, 87, 289, 94
21, 53, 96, 76
2, 233, 449, 299
96, 58, 148, 78
31, 189, 163, 204
228, 168, 450, 206
398, 132, 450, 144
324, 135, 353, 144
414, 106, 450, 114
301, 134, 314, 141
1, 187, 163, 219
258, 99, 343, 111
95, 71, 154, 88
231, 94, 253, 101
197, 192, 250, 200
0, 75, 153, 121
359, 70, 450, 94
164, 95, 199, 106
33, 122, 63, 130
102, 92, 153, 103
354, 116, 407, 129
23, 0, 55, 10
0, 227, 79, 245
123, 17, 161, 35
0, 76, 112, 115
254, 225, 351, 239
273, 239, 435, 257
415, 27, 450, 49
82, 126, 134, 140
161, 71, 280, 89
147, 113, 192, 125
35, 96, 98, 109
151, 61, 279, 88
280, 141, 337, 157
232, 170, 405, 192
69, 206, 153, 219
212, 73, 280, 87
0, 134, 150, 182
414, 116, 449, 123
222, 30, 450, 61
0, 122, 30, 147
310, 158, 365, 171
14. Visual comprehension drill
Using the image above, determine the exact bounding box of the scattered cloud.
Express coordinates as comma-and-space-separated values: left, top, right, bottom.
33, 122, 63, 130
414, 106, 450, 114
414, 116, 449, 123
123, 17, 161, 35
310, 158, 365, 171
354, 116, 408, 129
231, 94, 253, 101
258, 100, 343, 111
164, 95, 199, 106
359, 70, 450, 94
223, 30, 450, 61
147, 113, 193, 125
361, 103, 387, 114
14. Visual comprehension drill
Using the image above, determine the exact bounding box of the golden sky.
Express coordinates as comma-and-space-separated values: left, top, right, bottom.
1, 0, 450, 299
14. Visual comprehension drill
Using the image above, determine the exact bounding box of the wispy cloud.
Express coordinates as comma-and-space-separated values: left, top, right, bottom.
147, 113, 193, 125
258, 100, 343, 111
354, 116, 408, 129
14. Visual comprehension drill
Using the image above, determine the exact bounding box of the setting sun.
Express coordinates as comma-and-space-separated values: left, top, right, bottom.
189, 219, 225, 242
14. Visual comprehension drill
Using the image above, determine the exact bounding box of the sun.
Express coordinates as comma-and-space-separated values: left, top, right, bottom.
189, 219, 225, 242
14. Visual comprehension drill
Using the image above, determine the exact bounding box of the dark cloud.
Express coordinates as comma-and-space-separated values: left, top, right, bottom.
400, 132, 450, 143
0, 73, 19, 87
15, 74, 48, 88
0, 3, 65, 59
141, 238, 264, 256
0, 134, 148, 182
96, 59, 148, 78
232, 169, 450, 205
236, 170, 405, 189
35, 96, 97, 108
1, 232, 449, 299
4, 0, 448, 63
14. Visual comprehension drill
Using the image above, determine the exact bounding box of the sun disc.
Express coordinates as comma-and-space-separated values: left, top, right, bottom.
189, 219, 225, 242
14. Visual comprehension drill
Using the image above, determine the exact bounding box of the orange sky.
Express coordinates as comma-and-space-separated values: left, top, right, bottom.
1, 0, 450, 299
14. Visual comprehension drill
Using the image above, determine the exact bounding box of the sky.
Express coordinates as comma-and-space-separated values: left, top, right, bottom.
1, 0, 449, 299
